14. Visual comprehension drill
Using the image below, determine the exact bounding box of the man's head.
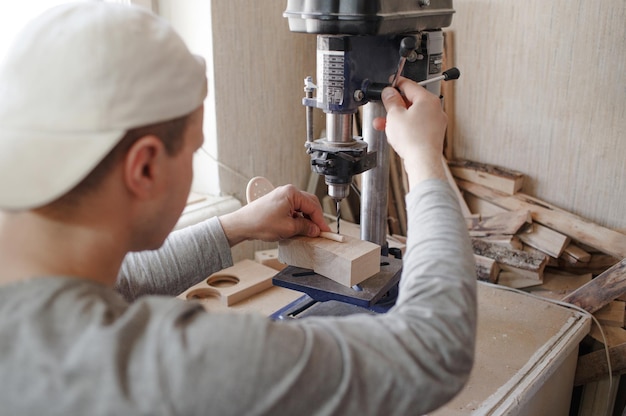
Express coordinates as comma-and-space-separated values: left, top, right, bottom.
0, 1, 207, 211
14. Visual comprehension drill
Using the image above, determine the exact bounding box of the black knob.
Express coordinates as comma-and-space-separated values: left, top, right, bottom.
399, 37, 416, 58
443, 67, 461, 80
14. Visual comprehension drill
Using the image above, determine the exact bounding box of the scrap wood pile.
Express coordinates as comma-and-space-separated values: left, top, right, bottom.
444, 159, 626, 387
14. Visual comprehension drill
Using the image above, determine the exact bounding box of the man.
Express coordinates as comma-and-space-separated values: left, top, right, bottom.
0, 2, 477, 415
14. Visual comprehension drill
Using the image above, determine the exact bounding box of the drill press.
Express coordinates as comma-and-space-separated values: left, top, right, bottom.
272, 0, 457, 317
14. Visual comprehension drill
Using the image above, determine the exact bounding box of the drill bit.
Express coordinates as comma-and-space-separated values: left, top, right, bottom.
336, 200, 341, 234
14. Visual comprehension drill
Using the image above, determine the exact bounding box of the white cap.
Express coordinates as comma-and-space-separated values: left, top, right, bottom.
0, 1, 207, 210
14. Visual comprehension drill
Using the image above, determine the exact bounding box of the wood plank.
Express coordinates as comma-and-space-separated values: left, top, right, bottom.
390, 150, 407, 235
481, 234, 524, 250
278, 234, 381, 287
466, 209, 531, 237
457, 180, 626, 259
517, 223, 571, 258
443, 156, 472, 217
561, 258, 626, 313
442, 30, 456, 160
448, 159, 525, 195
576, 354, 625, 402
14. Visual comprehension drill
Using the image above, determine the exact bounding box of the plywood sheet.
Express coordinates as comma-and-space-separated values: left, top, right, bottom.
432, 283, 590, 415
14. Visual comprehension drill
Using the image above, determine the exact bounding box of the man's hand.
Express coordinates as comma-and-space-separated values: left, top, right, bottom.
373, 77, 448, 188
218, 185, 331, 247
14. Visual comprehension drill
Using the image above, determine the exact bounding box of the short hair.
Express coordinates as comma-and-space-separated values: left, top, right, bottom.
49, 114, 190, 209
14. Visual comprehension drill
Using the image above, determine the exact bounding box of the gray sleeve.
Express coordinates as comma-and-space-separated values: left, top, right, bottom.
158, 179, 477, 415
115, 216, 233, 301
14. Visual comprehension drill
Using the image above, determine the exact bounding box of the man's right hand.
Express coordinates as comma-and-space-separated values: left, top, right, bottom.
374, 77, 448, 188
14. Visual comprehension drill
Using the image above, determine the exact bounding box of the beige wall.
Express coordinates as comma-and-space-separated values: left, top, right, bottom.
210, 1, 317, 259
449, 1, 626, 230
208, 1, 626, 261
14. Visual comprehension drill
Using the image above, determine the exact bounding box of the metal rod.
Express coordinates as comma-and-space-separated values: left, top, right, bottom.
304, 76, 315, 142
361, 101, 389, 253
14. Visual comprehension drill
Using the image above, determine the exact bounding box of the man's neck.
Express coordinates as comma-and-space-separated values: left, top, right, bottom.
0, 210, 128, 287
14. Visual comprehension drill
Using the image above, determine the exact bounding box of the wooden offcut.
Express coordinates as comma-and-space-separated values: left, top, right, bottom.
472, 238, 548, 281
457, 180, 626, 259
449, 159, 525, 195
278, 234, 381, 287
179, 259, 275, 306
466, 209, 531, 237
517, 223, 571, 259
474, 254, 500, 283
561, 258, 626, 313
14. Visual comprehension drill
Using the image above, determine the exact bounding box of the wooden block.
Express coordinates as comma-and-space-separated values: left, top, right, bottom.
448, 159, 524, 195
457, 180, 626, 259
179, 259, 276, 306
562, 258, 626, 313
517, 223, 571, 258
254, 249, 287, 271
524, 245, 559, 267
472, 238, 548, 281
278, 234, 381, 287
593, 301, 626, 328
474, 254, 500, 283
466, 209, 531, 237
563, 243, 592, 263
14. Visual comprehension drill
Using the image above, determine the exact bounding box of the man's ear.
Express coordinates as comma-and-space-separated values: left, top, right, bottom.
123, 135, 167, 199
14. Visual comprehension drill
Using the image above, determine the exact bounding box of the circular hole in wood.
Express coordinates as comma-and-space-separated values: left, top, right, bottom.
186, 288, 220, 300
206, 274, 240, 288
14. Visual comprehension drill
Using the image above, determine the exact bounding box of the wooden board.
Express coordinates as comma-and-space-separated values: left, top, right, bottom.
178, 259, 276, 306
466, 209, 531, 237
517, 223, 571, 259
448, 159, 525, 195
431, 283, 590, 415
561, 258, 626, 313
278, 234, 381, 287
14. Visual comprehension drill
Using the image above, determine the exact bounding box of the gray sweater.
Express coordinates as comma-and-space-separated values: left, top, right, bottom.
0, 179, 477, 415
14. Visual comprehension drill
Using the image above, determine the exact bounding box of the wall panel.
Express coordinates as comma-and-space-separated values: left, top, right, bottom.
450, 1, 626, 229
